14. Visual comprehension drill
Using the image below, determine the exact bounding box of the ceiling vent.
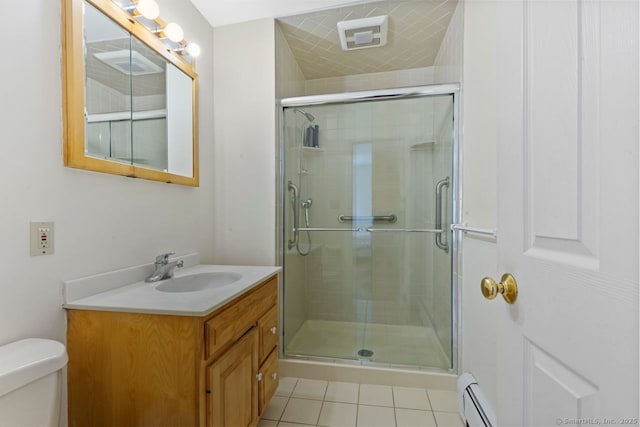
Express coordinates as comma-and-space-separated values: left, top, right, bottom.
337, 15, 388, 51
94, 50, 164, 76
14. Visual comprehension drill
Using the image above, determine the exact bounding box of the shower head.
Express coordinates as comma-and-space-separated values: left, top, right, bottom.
293, 108, 315, 122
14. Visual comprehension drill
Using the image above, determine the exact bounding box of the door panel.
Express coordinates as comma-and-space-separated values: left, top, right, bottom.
523, 0, 600, 267
496, 0, 638, 424
207, 329, 258, 427
523, 339, 599, 425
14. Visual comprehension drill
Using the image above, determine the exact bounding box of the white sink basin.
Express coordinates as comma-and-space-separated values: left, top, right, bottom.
155, 272, 242, 293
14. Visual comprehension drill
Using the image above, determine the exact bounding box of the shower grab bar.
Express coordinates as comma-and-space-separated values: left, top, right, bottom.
435, 177, 450, 253
366, 228, 443, 233
297, 227, 362, 232
338, 214, 397, 223
287, 181, 299, 250
451, 224, 497, 238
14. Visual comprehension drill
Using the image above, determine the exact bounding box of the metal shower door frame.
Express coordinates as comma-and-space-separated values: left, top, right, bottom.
276, 83, 461, 374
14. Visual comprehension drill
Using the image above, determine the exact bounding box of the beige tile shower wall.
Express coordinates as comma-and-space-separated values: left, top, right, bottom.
301, 100, 438, 327
369, 99, 434, 326
302, 104, 357, 322
305, 67, 435, 95
433, 1, 464, 84
276, 23, 306, 99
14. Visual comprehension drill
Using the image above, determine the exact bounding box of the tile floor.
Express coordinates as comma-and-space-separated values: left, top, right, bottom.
259, 377, 464, 427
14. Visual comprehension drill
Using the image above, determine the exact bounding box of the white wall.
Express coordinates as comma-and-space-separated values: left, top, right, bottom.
0, 0, 214, 345
434, 0, 500, 409
212, 19, 277, 265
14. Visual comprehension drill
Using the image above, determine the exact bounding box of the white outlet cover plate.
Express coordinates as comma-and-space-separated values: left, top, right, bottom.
30, 221, 54, 256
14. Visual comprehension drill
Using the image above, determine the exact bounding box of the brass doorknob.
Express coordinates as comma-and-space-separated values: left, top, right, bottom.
481, 273, 518, 304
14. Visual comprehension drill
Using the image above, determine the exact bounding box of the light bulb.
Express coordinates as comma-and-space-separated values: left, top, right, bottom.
136, 0, 159, 20
186, 43, 201, 57
164, 22, 184, 43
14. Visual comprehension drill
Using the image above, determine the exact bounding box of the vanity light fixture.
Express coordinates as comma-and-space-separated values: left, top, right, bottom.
175, 43, 201, 57
185, 43, 201, 57
135, 0, 159, 20
163, 22, 184, 43
112, 0, 199, 59
174, 43, 201, 57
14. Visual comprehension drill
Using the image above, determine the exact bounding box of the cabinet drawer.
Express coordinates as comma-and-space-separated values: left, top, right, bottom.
205, 277, 277, 360
258, 348, 279, 416
258, 306, 278, 364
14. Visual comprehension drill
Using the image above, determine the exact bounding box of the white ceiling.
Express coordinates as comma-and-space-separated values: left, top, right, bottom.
189, 0, 381, 28
189, 0, 458, 81
277, 0, 457, 79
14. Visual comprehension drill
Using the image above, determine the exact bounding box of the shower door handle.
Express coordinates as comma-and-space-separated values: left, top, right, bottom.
338, 214, 397, 223
435, 177, 450, 253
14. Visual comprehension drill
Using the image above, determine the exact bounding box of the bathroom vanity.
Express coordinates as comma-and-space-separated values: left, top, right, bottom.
64, 263, 280, 427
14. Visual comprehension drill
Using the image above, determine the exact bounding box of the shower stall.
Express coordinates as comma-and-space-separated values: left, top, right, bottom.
279, 84, 459, 371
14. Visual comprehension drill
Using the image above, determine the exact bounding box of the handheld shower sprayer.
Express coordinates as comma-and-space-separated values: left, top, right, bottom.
301, 198, 313, 227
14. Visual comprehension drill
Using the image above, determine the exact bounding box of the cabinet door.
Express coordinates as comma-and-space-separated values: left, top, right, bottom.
206, 328, 259, 427
258, 348, 279, 416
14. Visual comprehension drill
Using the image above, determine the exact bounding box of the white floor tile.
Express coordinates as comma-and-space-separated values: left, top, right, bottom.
359, 384, 394, 407
433, 411, 464, 427
325, 381, 359, 404
262, 395, 289, 421
356, 405, 396, 427
318, 401, 357, 427
292, 378, 329, 400
258, 419, 278, 427
278, 423, 312, 427
281, 398, 323, 425
276, 377, 299, 397
427, 389, 459, 413
393, 387, 431, 410
395, 408, 437, 427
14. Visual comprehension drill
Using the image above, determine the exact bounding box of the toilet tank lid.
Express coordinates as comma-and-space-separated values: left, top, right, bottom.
0, 338, 68, 397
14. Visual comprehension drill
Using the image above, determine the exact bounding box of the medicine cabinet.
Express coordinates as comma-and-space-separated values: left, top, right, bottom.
62, 0, 199, 186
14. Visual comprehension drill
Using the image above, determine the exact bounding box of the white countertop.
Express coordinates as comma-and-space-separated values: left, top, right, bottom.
63, 264, 281, 317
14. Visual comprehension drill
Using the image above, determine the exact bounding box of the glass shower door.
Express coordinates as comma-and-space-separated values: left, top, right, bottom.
282, 92, 455, 370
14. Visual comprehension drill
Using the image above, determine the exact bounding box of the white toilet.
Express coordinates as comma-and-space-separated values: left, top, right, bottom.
0, 338, 68, 427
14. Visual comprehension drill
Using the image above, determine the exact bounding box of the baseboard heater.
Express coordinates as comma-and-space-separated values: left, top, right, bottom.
457, 373, 497, 427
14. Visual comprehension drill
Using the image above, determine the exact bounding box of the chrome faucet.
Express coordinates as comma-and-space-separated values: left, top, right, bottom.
145, 253, 184, 283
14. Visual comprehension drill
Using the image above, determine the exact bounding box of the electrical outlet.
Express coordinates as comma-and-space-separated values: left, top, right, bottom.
30, 222, 54, 256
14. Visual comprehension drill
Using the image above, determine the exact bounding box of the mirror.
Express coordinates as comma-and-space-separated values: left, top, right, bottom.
63, 0, 199, 186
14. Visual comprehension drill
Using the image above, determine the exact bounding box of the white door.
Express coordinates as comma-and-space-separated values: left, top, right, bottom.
494, 0, 638, 425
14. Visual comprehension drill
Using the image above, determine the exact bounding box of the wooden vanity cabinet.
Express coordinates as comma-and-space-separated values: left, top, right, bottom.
66, 275, 279, 427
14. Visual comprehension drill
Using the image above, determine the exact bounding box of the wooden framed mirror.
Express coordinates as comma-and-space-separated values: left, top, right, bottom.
62, 0, 199, 186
